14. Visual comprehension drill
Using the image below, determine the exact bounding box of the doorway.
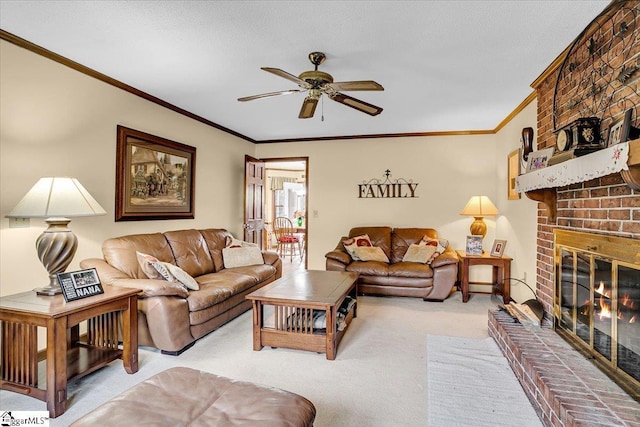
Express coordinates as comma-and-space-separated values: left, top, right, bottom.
260, 157, 308, 270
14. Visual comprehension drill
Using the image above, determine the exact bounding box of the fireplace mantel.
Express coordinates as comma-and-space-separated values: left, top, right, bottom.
515, 139, 640, 222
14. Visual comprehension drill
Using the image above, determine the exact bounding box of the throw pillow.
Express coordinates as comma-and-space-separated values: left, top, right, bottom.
225, 236, 258, 248
222, 246, 264, 268
136, 251, 164, 280
353, 246, 389, 263
420, 236, 449, 264
162, 262, 199, 291
342, 234, 372, 260
402, 244, 437, 264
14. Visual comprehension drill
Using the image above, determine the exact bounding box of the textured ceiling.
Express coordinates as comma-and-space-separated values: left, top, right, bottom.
0, 1, 610, 142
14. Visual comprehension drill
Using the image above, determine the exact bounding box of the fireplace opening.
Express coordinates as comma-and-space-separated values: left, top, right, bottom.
554, 230, 640, 402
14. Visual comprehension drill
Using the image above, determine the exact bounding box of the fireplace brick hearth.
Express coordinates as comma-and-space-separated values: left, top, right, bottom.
488, 310, 640, 426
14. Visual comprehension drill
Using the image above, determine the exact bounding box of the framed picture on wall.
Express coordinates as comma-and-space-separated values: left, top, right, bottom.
507, 149, 521, 200
115, 125, 196, 221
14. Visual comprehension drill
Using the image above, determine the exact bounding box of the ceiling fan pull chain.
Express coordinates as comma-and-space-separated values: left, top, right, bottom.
321, 96, 325, 122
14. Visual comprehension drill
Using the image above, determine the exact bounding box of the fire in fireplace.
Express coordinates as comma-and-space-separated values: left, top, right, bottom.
554, 230, 640, 402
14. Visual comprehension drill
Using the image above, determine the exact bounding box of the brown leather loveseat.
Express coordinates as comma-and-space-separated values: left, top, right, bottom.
325, 226, 458, 301
81, 228, 281, 355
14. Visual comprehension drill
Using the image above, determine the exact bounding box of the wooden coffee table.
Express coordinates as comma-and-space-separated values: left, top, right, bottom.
246, 270, 358, 360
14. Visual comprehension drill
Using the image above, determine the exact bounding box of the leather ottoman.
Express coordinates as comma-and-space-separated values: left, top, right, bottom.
71, 367, 316, 426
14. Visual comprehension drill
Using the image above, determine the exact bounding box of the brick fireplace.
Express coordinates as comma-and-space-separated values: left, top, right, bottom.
490, 2, 640, 425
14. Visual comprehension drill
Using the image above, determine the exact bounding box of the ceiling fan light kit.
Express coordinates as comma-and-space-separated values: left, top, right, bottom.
239, 52, 384, 119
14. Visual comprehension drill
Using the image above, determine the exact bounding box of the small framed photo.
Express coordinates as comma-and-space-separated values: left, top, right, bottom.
490, 239, 507, 257
525, 148, 554, 172
56, 268, 104, 302
607, 109, 632, 147
466, 235, 483, 256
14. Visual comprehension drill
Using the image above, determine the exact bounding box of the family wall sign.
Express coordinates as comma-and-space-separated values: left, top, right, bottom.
358, 169, 419, 198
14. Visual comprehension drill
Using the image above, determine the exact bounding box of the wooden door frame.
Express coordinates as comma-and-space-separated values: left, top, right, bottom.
263, 156, 309, 268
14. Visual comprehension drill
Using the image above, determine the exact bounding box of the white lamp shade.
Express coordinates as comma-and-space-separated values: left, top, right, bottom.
460, 196, 499, 217
6, 177, 106, 218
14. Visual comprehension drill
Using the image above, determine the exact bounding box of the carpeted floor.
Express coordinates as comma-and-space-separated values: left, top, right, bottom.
0, 293, 541, 426
427, 335, 542, 427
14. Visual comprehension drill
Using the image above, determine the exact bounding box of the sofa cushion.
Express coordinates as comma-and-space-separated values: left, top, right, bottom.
350, 227, 392, 258
186, 279, 234, 312
222, 246, 264, 268
136, 251, 165, 280
420, 236, 449, 264
342, 234, 372, 260
346, 261, 389, 276
354, 246, 389, 263
388, 262, 434, 278
402, 244, 436, 264
390, 228, 438, 263
104, 233, 174, 279
200, 229, 232, 272
164, 229, 215, 277
163, 262, 200, 291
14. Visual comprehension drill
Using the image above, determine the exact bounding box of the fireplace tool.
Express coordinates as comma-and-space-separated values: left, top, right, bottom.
491, 277, 544, 326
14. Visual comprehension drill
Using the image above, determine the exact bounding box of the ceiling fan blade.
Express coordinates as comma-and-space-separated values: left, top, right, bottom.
238, 89, 305, 102
262, 67, 311, 88
327, 80, 384, 91
329, 92, 383, 116
298, 97, 318, 119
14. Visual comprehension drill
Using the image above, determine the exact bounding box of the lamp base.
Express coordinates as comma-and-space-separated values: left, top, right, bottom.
33, 218, 78, 297
469, 217, 487, 238
34, 285, 63, 296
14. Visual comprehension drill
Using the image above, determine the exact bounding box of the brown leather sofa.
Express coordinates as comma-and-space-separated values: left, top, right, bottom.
80, 229, 281, 355
325, 226, 459, 301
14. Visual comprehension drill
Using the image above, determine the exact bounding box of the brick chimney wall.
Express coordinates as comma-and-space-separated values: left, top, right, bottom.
532, 2, 640, 315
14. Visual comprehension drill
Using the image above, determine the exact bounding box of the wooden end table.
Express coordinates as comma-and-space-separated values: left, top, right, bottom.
456, 250, 512, 303
0, 285, 139, 418
246, 270, 358, 360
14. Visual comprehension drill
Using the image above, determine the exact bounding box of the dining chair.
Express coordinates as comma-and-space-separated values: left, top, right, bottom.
273, 217, 302, 261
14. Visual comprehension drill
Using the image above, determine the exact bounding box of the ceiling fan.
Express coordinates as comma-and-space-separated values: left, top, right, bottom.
238, 52, 384, 119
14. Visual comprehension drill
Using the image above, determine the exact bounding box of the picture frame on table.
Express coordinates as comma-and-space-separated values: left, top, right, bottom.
507, 149, 521, 200
56, 268, 104, 302
607, 108, 632, 147
525, 148, 554, 172
490, 239, 507, 257
465, 235, 483, 256
115, 125, 196, 221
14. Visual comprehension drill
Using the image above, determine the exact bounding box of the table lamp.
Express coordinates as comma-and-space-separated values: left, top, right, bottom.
460, 196, 499, 239
6, 177, 106, 295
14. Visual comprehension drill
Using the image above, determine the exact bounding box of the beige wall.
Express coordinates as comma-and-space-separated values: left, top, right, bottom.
0, 40, 253, 296
1, 39, 539, 302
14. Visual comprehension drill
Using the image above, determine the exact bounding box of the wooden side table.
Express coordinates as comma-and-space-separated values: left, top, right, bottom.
455, 250, 512, 303
0, 285, 139, 418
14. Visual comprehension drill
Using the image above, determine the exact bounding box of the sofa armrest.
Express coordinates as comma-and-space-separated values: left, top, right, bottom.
81, 258, 189, 298
261, 250, 279, 265
430, 248, 459, 268
325, 250, 351, 265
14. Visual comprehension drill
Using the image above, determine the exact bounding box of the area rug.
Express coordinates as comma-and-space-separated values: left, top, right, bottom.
426, 335, 542, 427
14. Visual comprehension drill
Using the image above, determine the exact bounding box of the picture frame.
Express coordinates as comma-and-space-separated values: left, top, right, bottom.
525, 148, 554, 172
116, 125, 196, 221
490, 239, 507, 257
507, 149, 521, 200
607, 108, 632, 147
56, 268, 104, 302
465, 235, 483, 256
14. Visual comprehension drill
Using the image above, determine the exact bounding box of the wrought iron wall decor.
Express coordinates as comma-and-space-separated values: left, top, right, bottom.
553, 0, 640, 137
358, 169, 418, 198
